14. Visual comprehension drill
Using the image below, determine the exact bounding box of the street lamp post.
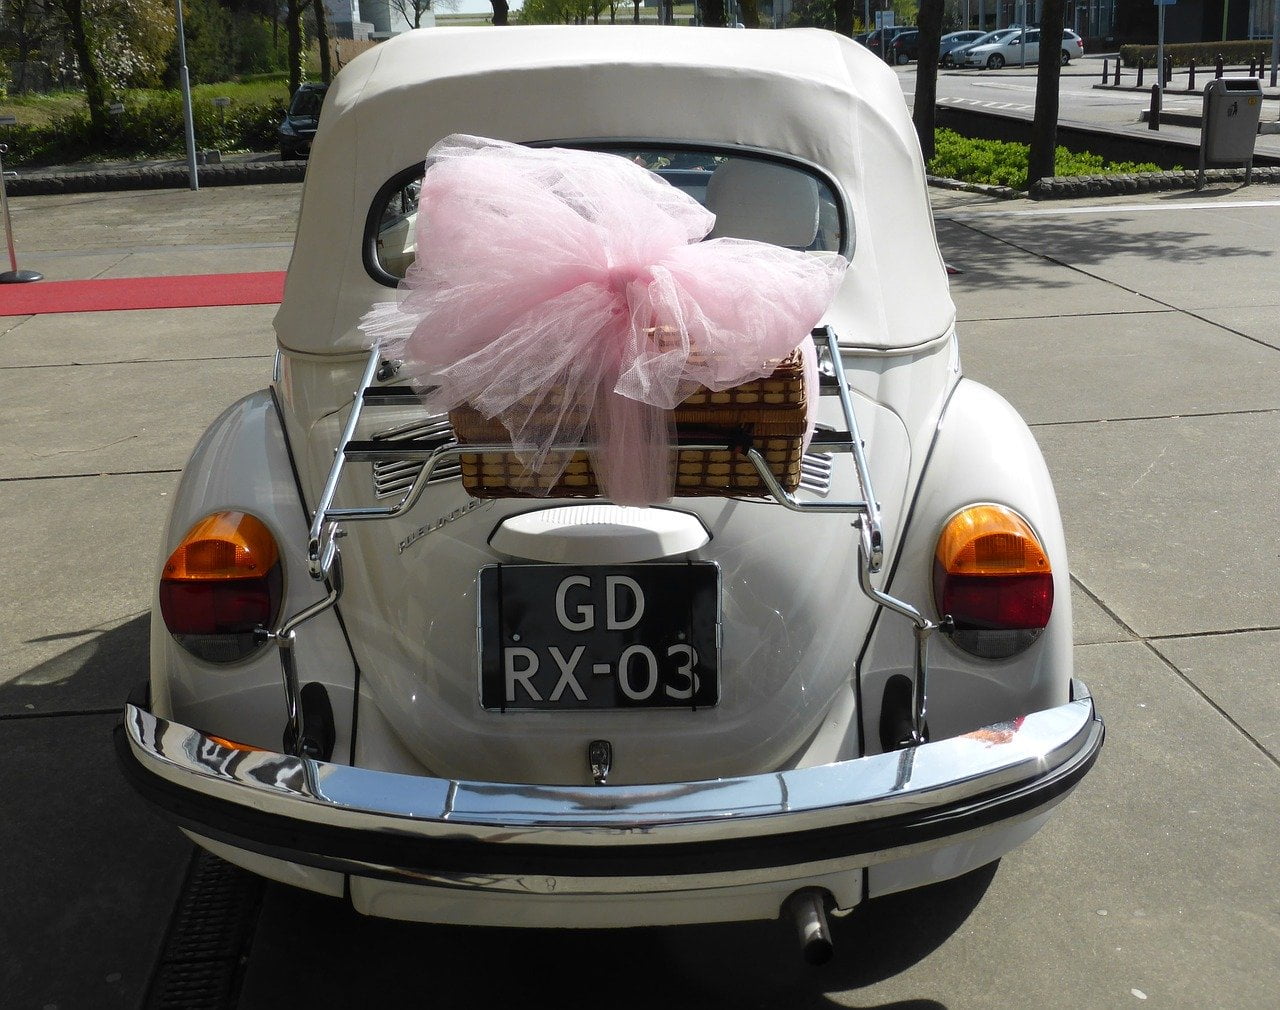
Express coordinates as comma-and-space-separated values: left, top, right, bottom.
175, 0, 199, 191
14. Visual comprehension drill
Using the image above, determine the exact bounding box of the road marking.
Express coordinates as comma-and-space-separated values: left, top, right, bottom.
938, 199, 1280, 219
938, 96, 1034, 113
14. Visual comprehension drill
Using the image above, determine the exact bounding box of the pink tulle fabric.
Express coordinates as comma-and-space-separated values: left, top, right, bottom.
360, 135, 848, 505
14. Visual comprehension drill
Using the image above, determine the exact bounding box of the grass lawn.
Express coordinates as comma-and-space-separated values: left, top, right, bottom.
1, 78, 293, 129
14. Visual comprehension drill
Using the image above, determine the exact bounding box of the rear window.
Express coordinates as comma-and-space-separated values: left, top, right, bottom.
365, 143, 849, 285
289, 88, 324, 118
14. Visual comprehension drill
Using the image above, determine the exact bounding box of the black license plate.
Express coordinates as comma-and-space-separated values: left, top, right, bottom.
478, 563, 720, 711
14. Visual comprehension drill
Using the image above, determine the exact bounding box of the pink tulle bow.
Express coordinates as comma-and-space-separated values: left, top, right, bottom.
360, 135, 848, 505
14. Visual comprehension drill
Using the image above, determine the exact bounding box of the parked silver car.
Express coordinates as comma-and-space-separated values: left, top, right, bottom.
963, 27, 1086, 69
940, 30, 987, 67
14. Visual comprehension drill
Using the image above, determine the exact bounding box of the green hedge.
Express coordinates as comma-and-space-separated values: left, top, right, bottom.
5, 93, 285, 166
928, 129, 1169, 190
1120, 39, 1274, 69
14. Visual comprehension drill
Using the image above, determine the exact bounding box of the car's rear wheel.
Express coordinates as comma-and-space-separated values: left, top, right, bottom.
987, 54, 1005, 70
1060, 49, 1071, 65
896, 52, 910, 65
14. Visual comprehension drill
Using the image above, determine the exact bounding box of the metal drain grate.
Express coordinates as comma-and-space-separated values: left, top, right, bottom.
144, 849, 264, 1010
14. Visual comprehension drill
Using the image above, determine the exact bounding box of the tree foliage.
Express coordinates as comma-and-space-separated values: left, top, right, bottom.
176, 0, 284, 83
88, 0, 177, 90
518, 0, 608, 23
788, 0, 835, 31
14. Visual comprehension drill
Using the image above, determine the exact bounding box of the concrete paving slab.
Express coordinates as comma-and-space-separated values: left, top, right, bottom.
1, 313, 32, 336
93, 247, 291, 278
1036, 412, 1280, 638
960, 204, 1280, 312
1193, 304, 1280, 351
0, 712, 192, 1010
936, 218, 1158, 321
1154, 630, 1280, 761
0, 614, 149, 716
959, 310, 1280, 424
1071, 579, 1134, 646
2, 251, 131, 283
0, 472, 175, 687
11, 185, 304, 253
0, 356, 270, 479
0, 304, 278, 366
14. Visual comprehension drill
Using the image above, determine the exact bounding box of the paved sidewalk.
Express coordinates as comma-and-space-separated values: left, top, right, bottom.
2, 181, 1278, 1008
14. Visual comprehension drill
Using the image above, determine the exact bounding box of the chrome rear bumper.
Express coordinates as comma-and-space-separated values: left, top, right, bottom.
116, 682, 1102, 894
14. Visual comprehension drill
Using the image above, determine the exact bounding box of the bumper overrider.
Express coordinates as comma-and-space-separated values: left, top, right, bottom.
116, 682, 1102, 897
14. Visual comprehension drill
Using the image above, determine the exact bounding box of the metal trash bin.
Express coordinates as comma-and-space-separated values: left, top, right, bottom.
1198, 78, 1264, 188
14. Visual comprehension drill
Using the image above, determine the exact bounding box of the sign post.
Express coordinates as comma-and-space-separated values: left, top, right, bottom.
1154, 0, 1177, 104
0, 140, 44, 284
1271, 0, 1278, 88
175, 0, 199, 191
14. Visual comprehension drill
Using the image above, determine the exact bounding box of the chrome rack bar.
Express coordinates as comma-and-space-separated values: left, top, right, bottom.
308, 346, 383, 578
818, 325, 884, 570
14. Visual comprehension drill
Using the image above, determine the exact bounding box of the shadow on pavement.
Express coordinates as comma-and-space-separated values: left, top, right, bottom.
936, 213, 1258, 292
0, 613, 149, 715
0, 615, 190, 1010
235, 862, 995, 1008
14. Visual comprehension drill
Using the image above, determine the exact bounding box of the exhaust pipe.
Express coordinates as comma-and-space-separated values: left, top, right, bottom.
785, 888, 834, 965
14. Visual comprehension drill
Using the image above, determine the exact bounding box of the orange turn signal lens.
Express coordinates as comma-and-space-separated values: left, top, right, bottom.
162, 512, 279, 581
935, 504, 1051, 578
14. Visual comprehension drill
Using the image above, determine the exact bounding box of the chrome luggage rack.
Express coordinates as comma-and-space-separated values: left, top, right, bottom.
262, 326, 938, 757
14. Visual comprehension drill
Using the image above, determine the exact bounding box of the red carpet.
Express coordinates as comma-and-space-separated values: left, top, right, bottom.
0, 272, 287, 316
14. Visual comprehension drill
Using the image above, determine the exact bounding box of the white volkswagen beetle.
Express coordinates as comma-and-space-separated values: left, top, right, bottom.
118, 26, 1102, 962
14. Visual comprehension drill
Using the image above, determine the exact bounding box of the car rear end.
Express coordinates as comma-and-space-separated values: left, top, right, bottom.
118, 26, 1102, 945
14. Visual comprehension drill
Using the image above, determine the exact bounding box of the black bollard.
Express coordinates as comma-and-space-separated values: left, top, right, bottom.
1137, 59, 1145, 87
1249, 58, 1256, 76
1165, 55, 1173, 85
1102, 58, 1109, 84
1188, 59, 1196, 91
1215, 54, 1224, 79
1113, 60, 1122, 87
1148, 84, 1161, 131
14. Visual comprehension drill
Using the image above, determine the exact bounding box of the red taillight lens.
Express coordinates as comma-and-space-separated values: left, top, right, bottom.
933, 505, 1053, 659
159, 512, 283, 663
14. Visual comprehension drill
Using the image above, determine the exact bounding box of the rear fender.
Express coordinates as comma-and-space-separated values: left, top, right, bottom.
150, 390, 357, 759
858, 378, 1073, 756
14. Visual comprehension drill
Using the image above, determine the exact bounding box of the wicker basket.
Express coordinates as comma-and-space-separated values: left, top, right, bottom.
450, 349, 809, 499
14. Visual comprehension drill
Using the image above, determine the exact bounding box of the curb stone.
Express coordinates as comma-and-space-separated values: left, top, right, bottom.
925, 174, 1022, 200
9, 157, 1278, 202
1027, 164, 1280, 199
5, 159, 306, 197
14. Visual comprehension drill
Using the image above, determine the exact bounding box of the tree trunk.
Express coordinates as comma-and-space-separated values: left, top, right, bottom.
491, 0, 509, 25
739, 0, 760, 27
1027, 0, 1066, 186
835, 0, 854, 36
60, 0, 109, 143
287, 1, 305, 98
314, 0, 332, 84
703, 0, 726, 27
632, 0, 640, 23
911, 0, 946, 163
